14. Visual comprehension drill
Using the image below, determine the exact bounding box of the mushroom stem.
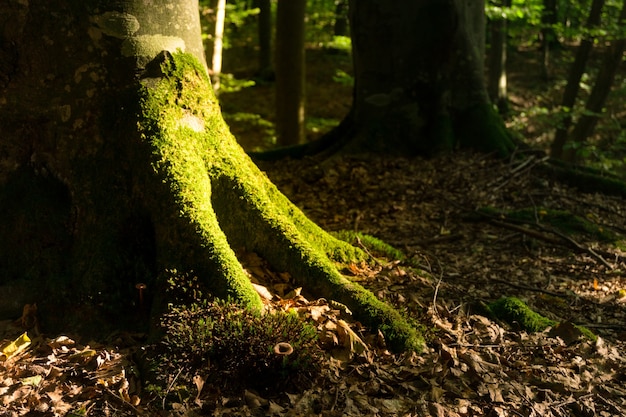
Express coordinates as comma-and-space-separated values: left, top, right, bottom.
135, 283, 147, 309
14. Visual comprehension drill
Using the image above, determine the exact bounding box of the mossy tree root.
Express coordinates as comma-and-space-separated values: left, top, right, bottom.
136, 51, 424, 352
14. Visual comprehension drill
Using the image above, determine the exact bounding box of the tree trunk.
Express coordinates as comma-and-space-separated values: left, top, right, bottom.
255, 0, 274, 79
0, 0, 422, 351
211, 0, 227, 93
562, 0, 626, 162
540, 0, 559, 80
339, 0, 514, 156
487, 0, 511, 115
334, 0, 349, 37
275, 0, 307, 146
550, 0, 605, 158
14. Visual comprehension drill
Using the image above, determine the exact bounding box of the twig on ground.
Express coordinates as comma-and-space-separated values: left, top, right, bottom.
484, 216, 616, 270
163, 368, 183, 410
354, 234, 384, 267
538, 224, 614, 269
489, 276, 568, 298
489, 155, 549, 191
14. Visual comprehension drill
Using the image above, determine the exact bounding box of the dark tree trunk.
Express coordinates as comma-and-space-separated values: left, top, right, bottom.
551, 0, 605, 158
0, 0, 208, 330
0, 0, 422, 351
334, 0, 349, 37
255, 0, 274, 79
338, 0, 513, 156
562, 0, 626, 161
275, 0, 307, 146
540, 0, 559, 80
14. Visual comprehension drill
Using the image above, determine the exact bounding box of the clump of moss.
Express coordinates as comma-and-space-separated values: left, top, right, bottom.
152, 299, 322, 398
487, 297, 555, 332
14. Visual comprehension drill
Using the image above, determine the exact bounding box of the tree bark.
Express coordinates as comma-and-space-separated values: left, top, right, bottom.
562, 0, 626, 162
339, 0, 513, 156
275, 0, 307, 146
550, 0, 605, 158
540, 0, 559, 80
0, 0, 422, 351
211, 0, 227, 93
487, 0, 511, 115
255, 0, 274, 79
334, 0, 349, 37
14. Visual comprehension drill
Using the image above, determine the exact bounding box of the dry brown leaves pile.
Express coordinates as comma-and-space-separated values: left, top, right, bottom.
1, 152, 625, 416
0, 326, 142, 416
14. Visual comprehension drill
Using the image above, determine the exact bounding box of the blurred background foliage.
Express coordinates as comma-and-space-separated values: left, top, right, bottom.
199, 0, 625, 177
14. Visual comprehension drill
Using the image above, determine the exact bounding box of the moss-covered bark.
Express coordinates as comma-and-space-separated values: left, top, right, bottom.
0, 1, 423, 350
134, 51, 424, 351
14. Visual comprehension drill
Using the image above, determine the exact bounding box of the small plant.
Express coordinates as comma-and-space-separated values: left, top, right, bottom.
151, 299, 322, 398
332, 69, 354, 87
218, 74, 256, 94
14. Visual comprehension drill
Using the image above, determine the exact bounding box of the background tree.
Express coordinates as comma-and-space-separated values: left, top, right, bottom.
211, 0, 227, 93
560, 0, 626, 161
275, 0, 307, 145
329, 0, 514, 156
333, 0, 349, 36
0, 0, 421, 350
254, 0, 274, 79
550, 0, 606, 159
540, 0, 559, 80
487, 0, 512, 115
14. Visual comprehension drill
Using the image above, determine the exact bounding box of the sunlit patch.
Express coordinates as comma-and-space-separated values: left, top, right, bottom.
177, 111, 205, 132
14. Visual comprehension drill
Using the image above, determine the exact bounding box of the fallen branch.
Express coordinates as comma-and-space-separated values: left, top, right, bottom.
488, 155, 550, 191
489, 276, 568, 298
478, 212, 617, 270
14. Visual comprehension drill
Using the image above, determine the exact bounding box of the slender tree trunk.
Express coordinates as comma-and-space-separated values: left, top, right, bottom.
562, 0, 626, 162
334, 0, 349, 37
488, 0, 511, 115
540, 0, 558, 80
551, 0, 605, 158
275, 0, 307, 145
255, 0, 273, 79
211, 0, 227, 93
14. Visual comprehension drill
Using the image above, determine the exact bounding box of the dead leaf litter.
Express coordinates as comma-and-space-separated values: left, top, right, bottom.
1, 152, 625, 416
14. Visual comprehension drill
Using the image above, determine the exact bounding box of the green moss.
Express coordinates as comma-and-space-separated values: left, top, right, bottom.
489, 297, 598, 342
332, 230, 406, 262
136, 51, 262, 310
136, 51, 424, 351
574, 324, 598, 342
208, 172, 424, 351
488, 297, 555, 332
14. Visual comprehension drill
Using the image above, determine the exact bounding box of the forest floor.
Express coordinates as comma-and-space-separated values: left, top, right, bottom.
1, 46, 625, 416
1, 151, 624, 417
